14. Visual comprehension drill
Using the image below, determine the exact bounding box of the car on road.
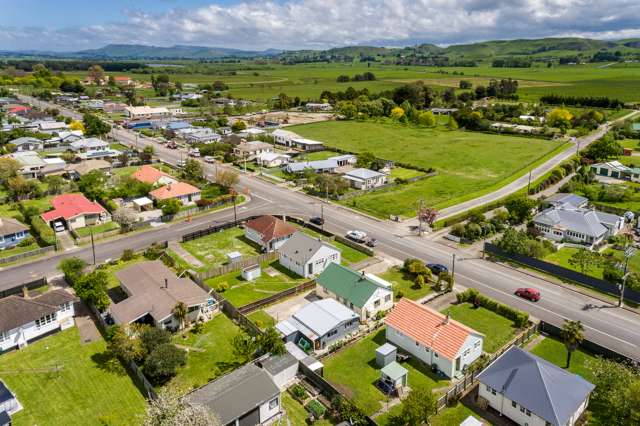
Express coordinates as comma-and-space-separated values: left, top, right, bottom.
176, 160, 186, 168
346, 230, 367, 243
366, 238, 378, 247
167, 141, 178, 149
189, 148, 200, 158
515, 287, 541, 302
204, 156, 215, 163
310, 216, 324, 226
427, 263, 448, 275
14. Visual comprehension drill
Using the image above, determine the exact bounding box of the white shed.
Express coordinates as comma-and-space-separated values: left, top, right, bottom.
376, 343, 397, 367
241, 264, 261, 281
227, 251, 242, 263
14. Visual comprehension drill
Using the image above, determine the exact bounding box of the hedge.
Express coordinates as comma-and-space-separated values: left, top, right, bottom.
31, 216, 56, 246
456, 288, 529, 328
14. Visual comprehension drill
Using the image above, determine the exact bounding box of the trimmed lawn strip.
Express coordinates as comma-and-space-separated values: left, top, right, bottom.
444, 303, 518, 353
3, 328, 146, 426
0, 241, 41, 259
379, 267, 432, 301
205, 260, 307, 307
170, 313, 245, 390
74, 221, 120, 238
247, 310, 276, 329
323, 328, 448, 416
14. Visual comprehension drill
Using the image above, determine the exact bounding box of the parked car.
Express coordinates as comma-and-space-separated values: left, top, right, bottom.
53, 221, 65, 232
515, 287, 541, 302
204, 156, 215, 163
346, 230, 367, 243
167, 141, 178, 149
366, 238, 378, 247
310, 216, 324, 226
189, 148, 200, 157
176, 160, 186, 168
427, 263, 448, 275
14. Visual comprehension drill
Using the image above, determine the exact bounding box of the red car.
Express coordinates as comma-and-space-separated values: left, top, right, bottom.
515, 287, 541, 302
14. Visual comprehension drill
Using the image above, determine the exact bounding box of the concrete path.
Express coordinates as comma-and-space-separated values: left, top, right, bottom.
168, 241, 203, 268
74, 302, 101, 345
524, 334, 546, 351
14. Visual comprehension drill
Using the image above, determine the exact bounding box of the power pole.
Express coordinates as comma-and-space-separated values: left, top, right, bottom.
90, 226, 96, 265
619, 247, 636, 307
418, 199, 424, 236
452, 253, 456, 281
321, 204, 325, 232
231, 190, 238, 226
527, 170, 532, 194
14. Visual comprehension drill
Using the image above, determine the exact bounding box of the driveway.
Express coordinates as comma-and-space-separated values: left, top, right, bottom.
264, 290, 320, 322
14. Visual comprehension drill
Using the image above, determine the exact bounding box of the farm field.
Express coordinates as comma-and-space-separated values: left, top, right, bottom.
2, 328, 147, 426
290, 120, 568, 217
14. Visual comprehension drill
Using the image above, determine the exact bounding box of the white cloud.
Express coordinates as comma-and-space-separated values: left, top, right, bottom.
1, 0, 640, 51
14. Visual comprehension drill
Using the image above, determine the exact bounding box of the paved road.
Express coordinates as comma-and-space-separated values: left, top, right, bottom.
8, 95, 640, 360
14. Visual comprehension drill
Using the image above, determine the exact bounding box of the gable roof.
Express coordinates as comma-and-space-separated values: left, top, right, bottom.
110, 260, 210, 324
286, 159, 338, 173
67, 159, 111, 176
131, 165, 174, 185
533, 207, 610, 237
69, 138, 108, 150
8, 151, 46, 167
0, 217, 28, 236
279, 233, 339, 265
544, 193, 588, 208
478, 346, 594, 426
591, 160, 630, 172
316, 263, 389, 308
385, 299, 483, 361
41, 193, 107, 223
282, 298, 358, 339
10, 137, 42, 146
0, 290, 76, 333
187, 363, 279, 425
344, 168, 386, 180
245, 215, 297, 243
149, 181, 200, 200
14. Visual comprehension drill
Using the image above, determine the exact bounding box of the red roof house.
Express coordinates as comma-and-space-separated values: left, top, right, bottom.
244, 215, 297, 252
149, 182, 201, 205
8, 105, 31, 115
41, 193, 111, 230
384, 298, 484, 378
131, 165, 177, 186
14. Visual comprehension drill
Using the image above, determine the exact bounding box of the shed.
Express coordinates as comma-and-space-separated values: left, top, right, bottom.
460, 416, 483, 426
376, 343, 397, 367
132, 197, 153, 211
227, 251, 242, 263
261, 352, 299, 390
242, 264, 261, 281
380, 361, 408, 390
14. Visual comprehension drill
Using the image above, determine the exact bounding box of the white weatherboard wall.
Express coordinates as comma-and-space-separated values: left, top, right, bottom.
0, 303, 75, 352
360, 287, 393, 321
270, 363, 298, 390
259, 396, 281, 424
279, 245, 340, 278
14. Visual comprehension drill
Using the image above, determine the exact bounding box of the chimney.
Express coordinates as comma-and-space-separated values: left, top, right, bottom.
22, 286, 30, 299
164, 278, 168, 289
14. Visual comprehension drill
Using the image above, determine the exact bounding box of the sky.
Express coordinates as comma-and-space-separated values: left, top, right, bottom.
1, 0, 640, 51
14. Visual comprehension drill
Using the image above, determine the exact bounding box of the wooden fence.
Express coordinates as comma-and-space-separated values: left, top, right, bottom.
0, 245, 55, 265
73, 228, 122, 245
196, 252, 280, 281
237, 280, 317, 315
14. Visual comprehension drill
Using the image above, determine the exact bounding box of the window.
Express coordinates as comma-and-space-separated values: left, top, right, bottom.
526, 410, 531, 416
520, 406, 525, 413
485, 385, 491, 392
59, 302, 70, 312
385, 294, 391, 302
491, 388, 496, 395
268, 397, 279, 410
463, 349, 470, 356
474, 341, 480, 348
0, 331, 8, 342
374, 299, 380, 308
434, 352, 439, 358
512, 401, 517, 408
36, 313, 56, 328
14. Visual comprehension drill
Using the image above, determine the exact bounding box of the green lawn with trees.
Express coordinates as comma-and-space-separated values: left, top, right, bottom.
444, 303, 519, 353
379, 266, 433, 301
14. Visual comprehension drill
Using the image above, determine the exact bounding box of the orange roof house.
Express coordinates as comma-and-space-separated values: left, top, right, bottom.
132, 165, 177, 186
149, 182, 201, 205
384, 298, 484, 378
244, 215, 297, 252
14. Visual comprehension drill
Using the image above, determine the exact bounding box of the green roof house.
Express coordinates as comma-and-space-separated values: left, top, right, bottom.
316, 263, 393, 321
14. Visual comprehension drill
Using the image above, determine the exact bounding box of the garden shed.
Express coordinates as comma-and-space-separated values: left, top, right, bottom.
227, 251, 242, 263
379, 361, 408, 393
376, 343, 397, 367
241, 264, 261, 281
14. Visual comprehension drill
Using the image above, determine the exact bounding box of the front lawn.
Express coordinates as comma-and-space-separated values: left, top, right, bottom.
298, 226, 370, 265
205, 260, 308, 307
2, 328, 147, 426
299, 150, 341, 161
170, 313, 245, 390
379, 266, 432, 301
0, 240, 41, 260
444, 303, 518, 353
180, 227, 262, 269
529, 336, 596, 382
323, 328, 448, 416
74, 221, 121, 238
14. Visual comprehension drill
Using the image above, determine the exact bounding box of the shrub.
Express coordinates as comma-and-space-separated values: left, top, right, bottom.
17, 236, 36, 247
31, 216, 56, 246
396, 291, 404, 299
290, 384, 308, 402
457, 289, 529, 327
144, 243, 165, 260
215, 282, 229, 292
121, 249, 135, 261
142, 343, 187, 384
306, 400, 327, 419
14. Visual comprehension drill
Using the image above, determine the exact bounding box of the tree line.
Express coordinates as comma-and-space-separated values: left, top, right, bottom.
540, 94, 624, 108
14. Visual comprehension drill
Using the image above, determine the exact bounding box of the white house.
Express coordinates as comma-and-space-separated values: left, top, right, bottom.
69, 137, 109, 153
0, 289, 76, 352
244, 215, 297, 252
124, 106, 170, 119
0, 381, 21, 421
272, 129, 298, 146
256, 152, 291, 168
385, 299, 484, 378
305, 102, 333, 112
9, 137, 42, 152
343, 168, 388, 190
478, 346, 594, 426
233, 141, 273, 158
316, 263, 393, 321
589, 160, 629, 180
533, 205, 624, 247
7, 151, 47, 178
278, 232, 341, 278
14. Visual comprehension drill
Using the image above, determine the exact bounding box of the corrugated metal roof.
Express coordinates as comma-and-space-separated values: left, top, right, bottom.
290, 299, 358, 338
316, 263, 388, 308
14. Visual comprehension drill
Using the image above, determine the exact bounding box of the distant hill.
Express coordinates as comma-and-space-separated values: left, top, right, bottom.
73, 44, 282, 59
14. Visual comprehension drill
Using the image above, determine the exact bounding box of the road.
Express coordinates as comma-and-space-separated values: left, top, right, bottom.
8, 95, 640, 360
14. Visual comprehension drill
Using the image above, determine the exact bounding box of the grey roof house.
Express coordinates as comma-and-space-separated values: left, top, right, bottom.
478, 346, 594, 426
0, 217, 29, 250
284, 159, 338, 174
0, 381, 21, 425
9, 137, 42, 152
187, 363, 281, 426
542, 193, 588, 209
342, 168, 387, 190
533, 205, 624, 247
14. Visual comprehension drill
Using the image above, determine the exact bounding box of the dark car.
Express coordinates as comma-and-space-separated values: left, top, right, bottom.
310, 216, 325, 226
427, 263, 448, 275
366, 238, 378, 247
515, 287, 541, 302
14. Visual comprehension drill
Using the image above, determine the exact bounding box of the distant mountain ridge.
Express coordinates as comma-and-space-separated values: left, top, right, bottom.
74, 44, 282, 59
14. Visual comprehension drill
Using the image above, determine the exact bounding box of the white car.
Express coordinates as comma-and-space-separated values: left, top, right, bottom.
189, 148, 200, 158
204, 156, 215, 163
53, 221, 65, 233
346, 230, 367, 243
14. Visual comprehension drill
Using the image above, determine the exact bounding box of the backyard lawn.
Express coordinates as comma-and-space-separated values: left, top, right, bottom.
205, 260, 308, 307
169, 313, 245, 390
2, 328, 147, 426
247, 309, 276, 330
180, 227, 262, 269
0, 196, 53, 220
281, 393, 334, 426
290, 120, 568, 217
323, 328, 448, 416
444, 303, 518, 353
379, 267, 432, 301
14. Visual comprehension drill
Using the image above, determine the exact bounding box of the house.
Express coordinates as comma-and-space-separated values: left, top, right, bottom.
149, 182, 201, 206
0, 381, 21, 423
542, 193, 589, 209
0, 289, 76, 352
233, 141, 274, 159
477, 346, 594, 426
244, 215, 297, 252
290, 137, 324, 152
276, 299, 359, 351
184, 130, 221, 144
241, 127, 266, 137
44, 130, 84, 148
109, 260, 215, 329
431, 108, 458, 115
187, 363, 281, 426
256, 152, 291, 168
42, 157, 67, 176
7, 151, 47, 178
103, 102, 127, 113
305, 102, 333, 112
329, 154, 357, 167
69, 137, 109, 153
124, 106, 169, 119
218, 126, 232, 135
9, 137, 42, 152
0, 217, 29, 250
533, 205, 624, 247
385, 299, 484, 378
343, 168, 387, 190
36, 121, 68, 133
285, 159, 338, 174
165, 121, 191, 131
278, 232, 341, 278
113, 76, 133, 86
66, 159, 111, 178
131, 165, 177, 186
589, 160, 630, 179
316, 263, 393, 321
41, 193, 111, 230
272, 129, 298, 146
